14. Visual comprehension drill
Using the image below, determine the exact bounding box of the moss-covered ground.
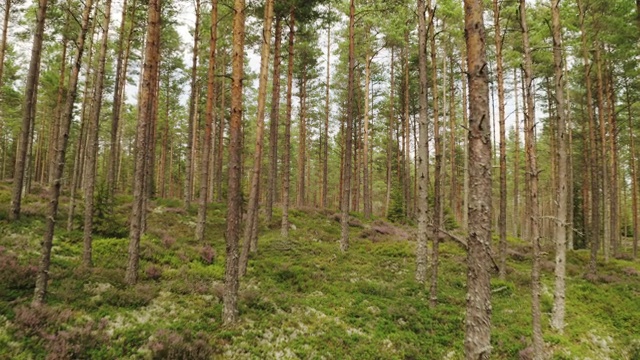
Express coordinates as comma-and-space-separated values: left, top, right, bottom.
1, 183, 639, 359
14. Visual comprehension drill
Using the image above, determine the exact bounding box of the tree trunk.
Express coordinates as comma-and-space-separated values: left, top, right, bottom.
83, 0, 112, 268
10, 0, 48, 220
125, 0, 160, 285
578, 0, 599, 276
196, 0, 218, 242
513, 68, 521, 238
463, 0, 493, 357
108, 0, 137, 198
363, 49, 372, 219
215, 58, 226, 202
184, 0, 201, 210
594, 46, 609, 262
0, 0, 10, 86
222, 0, 245, 325
385, 49, 395, 217
606, 71, 619, 258
429, 0, 441, 307
493, 0, 507, 281
297, 72, 307, 208
322, 10, 331, 209
415, 0, 429, 285
403, 31, 411, 219
550, 0, 568, 334
626, 81, 639, 259
239, 0, 273, 276
266, 17, 282, 224
520, 0, 543, 357
340, 0, 355, 252
33, 0, 92, 304
281, 9, 295, 240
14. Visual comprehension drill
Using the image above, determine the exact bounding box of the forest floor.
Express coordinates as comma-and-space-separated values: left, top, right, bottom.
1, 182, 639, 359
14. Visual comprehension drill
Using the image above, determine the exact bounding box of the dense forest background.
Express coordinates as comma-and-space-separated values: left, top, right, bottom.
1, 0, 640, 358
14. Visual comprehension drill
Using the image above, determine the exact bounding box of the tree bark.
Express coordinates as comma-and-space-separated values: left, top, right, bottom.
125, 0, 161, 285
10, 0, 48, 220
239, 0, 273, 276
493, 0, 507, 281
606, 71, 619, 258
222, 0, 245, 325
578, 0, 599, 276
362, 49, 372, 219
108, 0, 134, 198
297, 72, 307, 208
196, 0, 218, 242
513, 68, 521, 238
415, 0, 429, 285
550, 0, 568, 334
33, 0, 92, 304
520, 0, 543, 356
266, 17, 282, 224
429, 0, 441, 307
463, 0, 493, 357
281, 9, 294, 240
340, 0, 355, 252
322, 10, 331, 209
385, 49, 395, 217
626, 81, 639, 259
83, 0, 112, 268
184, 0, 201, 210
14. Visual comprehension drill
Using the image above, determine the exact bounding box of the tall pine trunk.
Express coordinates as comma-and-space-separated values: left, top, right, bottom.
493, 0, 507, 281
239, 0, 274, 276
281, 10, 295, 240
415, 0, 429, 284
184, 0, 201, 210
33, 0, 93, 304
10, 0, 48, 220
322, 11, 331, 209
83, 0, 112, 267
125, 0, 161, 285
222, 0, 245, 325
550, 0, 568, 334
521, 0, 543, 356
195, 0, 218, 242
340, 0, 355, 252
429, 0, 441, 307
265, 18, 282, 223
463, 0, 493, 357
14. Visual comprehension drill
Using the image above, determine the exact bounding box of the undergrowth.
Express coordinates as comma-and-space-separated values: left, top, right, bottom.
0, 186, 639, 359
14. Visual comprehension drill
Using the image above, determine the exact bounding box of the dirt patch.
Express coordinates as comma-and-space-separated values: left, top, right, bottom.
360, 220, 410, 242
